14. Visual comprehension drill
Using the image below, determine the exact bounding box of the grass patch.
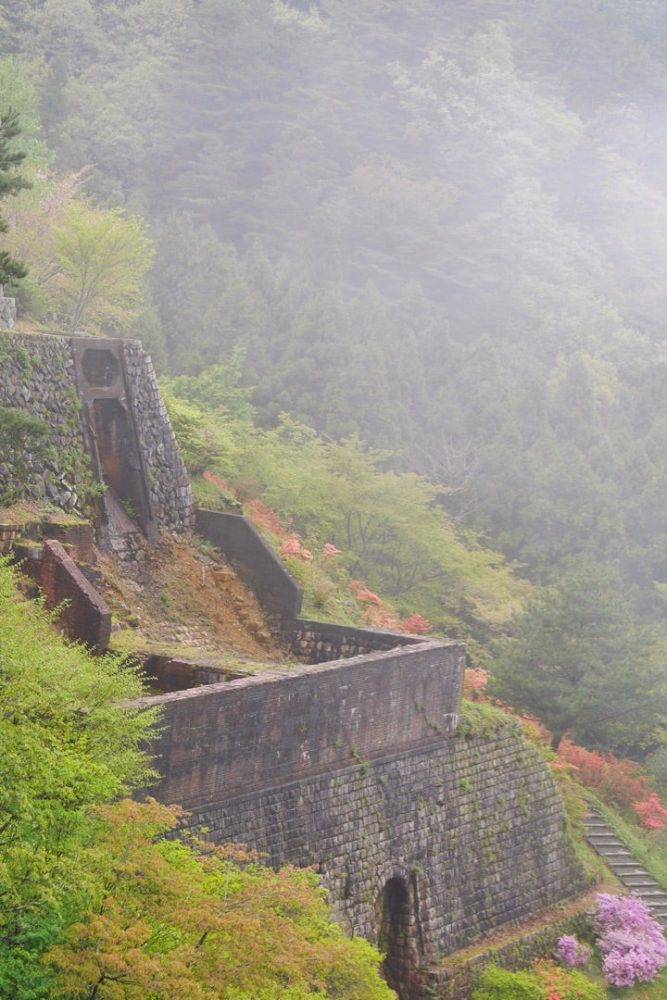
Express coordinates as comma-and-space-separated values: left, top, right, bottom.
457, 699, 519, 739
584, 964, 667, 998
109, 629, 286, 676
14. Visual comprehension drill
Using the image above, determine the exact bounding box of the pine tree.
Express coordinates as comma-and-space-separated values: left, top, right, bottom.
0, 108, 30, 286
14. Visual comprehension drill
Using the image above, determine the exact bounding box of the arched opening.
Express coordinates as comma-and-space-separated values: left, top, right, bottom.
81, 348, 120, 387
376, 876, 418, 1000
91, 398, 147, 531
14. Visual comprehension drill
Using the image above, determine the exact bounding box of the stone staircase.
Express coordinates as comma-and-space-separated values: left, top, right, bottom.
585, 812, 667, 925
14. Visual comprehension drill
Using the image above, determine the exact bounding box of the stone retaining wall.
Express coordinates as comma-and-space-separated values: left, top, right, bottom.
138, 645, 586, 998
0, 332, 193, 535
290, 617, 417, 662
0, 333, 88, 509
122, 341, 193, 533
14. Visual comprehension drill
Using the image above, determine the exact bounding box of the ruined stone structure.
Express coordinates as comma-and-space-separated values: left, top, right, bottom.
137, 643, 586, 999
0, 332, 193, 538
0, 332, 590, 998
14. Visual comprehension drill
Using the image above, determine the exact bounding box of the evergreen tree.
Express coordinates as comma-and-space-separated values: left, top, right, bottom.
0, 108, 29, 286
488, 561, 667, 754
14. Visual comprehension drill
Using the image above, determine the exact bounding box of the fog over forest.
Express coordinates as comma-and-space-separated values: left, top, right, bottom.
10, 6, 667, 997
5, 0, 667, 607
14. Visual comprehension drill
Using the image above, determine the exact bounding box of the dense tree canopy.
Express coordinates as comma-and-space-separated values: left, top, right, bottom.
488, 562, 667, 754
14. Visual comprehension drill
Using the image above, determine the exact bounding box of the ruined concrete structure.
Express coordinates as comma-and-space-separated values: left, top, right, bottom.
0, 332, 590, 998
0, 332, 193, 537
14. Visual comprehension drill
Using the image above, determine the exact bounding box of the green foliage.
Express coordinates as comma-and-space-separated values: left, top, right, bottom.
46, 798, 394, 1000
53, 202, 153, 333
226, 415, 525, 641
472, 961, 605, 1000
0, 106, 30, 285
162, 392, 241, 478
0, 558, 156, 997
488, 560, 667, 754
162, 352, 255, 423
0, 403, 48, 501
472, 964, 545, 999
458, 700, 517, 740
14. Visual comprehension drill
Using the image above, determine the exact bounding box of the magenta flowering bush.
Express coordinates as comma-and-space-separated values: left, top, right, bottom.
594, 893, 667, 987
556, 933, 591, 967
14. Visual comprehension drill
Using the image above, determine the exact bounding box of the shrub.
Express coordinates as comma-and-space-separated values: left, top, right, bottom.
472, 964, 544, 1000
633, 793, 667, 830
556, 935, 591, 968
533, 960, 604, 999
558, 741, 650, 807
595, 893, 667, 987
473, 960, 605, 1000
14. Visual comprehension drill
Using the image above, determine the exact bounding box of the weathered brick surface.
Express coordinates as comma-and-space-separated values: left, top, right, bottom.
175, 727, 585, 963
139, 640, 465, 807
289, 618, 418, 662
139, 643, 585, 987
40, 539, 111, 652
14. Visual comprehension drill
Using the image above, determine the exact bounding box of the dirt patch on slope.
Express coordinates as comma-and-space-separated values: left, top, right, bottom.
99, 534, 285, 665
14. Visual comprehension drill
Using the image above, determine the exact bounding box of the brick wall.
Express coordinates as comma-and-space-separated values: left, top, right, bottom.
40, 539, 111, 652
138, 644, 586, 998
193, 730, 585, 971
139, 639, 464, 807
290, 617, 418, 662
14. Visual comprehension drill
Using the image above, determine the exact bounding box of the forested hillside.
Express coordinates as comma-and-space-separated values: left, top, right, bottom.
6, 6, 667, 995
3, 1, 667, 626
4, 0, 667, 615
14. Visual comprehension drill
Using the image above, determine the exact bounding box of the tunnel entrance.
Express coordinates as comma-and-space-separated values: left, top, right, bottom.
376, 875, 422, 1000
91, 398, 147, 531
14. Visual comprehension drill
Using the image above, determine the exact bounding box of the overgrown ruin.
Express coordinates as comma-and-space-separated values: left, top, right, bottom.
0, 331, 593, 999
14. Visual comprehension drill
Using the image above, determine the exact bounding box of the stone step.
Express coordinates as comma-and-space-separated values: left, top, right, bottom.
585, 810, 667, 926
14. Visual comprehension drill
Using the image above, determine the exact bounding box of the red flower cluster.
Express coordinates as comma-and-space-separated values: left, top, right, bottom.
558, 740, 667, 829
245, 498, 288, 539
397, 612, 431, 635
558, 741, 651, 808
633, 794, 667, 830
463, 667, 489, 699
279, 535, 313, 561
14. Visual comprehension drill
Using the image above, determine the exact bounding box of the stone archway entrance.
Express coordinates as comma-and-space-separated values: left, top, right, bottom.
376, 874, 423, 1000
91, 398, 148, 533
